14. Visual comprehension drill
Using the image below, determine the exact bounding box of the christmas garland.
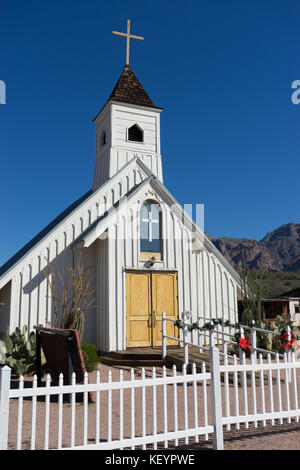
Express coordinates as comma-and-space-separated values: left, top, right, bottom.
174, 317, 243, 333
174, 316, 299, 353
174, 317, 250, 350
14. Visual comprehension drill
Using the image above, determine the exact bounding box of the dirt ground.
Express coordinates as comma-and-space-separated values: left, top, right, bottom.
180, 421, 300, 451
7, 361, 300, 451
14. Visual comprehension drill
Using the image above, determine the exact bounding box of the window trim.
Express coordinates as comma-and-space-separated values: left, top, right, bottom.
139, 200, 163, 261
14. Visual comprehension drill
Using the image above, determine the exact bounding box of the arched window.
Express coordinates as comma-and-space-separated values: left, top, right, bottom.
140, 201, 162, 257
128, 124, 143, 142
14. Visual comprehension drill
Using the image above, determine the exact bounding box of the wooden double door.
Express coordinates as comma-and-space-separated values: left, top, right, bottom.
126, 271, 178, 348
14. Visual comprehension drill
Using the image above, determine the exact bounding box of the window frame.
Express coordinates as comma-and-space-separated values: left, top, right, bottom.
139, 200, 163, 261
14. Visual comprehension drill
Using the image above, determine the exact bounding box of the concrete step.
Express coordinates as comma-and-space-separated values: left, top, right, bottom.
108, 352, 162, 360
100, 356, 165, 367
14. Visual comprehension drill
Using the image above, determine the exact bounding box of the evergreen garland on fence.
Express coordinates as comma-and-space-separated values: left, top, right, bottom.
174, 317, 244, 333
174, 317, 253, 353
174, 316, 300, 353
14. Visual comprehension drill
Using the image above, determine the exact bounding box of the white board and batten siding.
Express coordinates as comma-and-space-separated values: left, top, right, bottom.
0, 281, 11, 334
103, 181, 239, 352
0, 160, 150, 343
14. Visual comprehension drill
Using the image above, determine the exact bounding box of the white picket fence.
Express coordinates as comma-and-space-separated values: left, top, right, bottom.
1, 363, 213, 451
1, 332, 300, 450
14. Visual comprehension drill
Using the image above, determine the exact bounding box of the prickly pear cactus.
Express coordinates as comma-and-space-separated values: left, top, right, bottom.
0, 325, 44, 377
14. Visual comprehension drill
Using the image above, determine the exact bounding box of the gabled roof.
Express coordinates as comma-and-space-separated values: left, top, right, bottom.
0, 190, 93, 278
277, 286, 300, 298
73, 178, 147, 246
0, 157, 152, 286
0, 156, 242, 289
78, 170, 243, 287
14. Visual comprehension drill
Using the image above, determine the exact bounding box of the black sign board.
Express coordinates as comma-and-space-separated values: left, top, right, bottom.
35, 327, 94, 402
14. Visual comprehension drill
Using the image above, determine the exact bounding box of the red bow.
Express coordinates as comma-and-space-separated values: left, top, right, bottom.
239, 335, 252, 351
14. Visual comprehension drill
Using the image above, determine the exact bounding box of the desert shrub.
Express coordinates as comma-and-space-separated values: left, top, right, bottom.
43, 254, 96, 341
81, 342, 99, 372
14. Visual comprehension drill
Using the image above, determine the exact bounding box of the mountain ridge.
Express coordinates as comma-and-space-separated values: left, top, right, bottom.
209, 222, 300, 272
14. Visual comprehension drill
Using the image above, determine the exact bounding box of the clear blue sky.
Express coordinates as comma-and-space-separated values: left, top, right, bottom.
0, 0, 300, 267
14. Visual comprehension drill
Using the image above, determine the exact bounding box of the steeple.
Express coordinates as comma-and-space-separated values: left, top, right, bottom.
93, 65, 163, 190
92, 22, 163, 190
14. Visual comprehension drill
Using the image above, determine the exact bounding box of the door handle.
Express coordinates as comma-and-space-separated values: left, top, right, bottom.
152, 311, 156, 328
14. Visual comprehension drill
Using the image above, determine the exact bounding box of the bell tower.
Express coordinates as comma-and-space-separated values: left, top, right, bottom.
92, 21, 163, 190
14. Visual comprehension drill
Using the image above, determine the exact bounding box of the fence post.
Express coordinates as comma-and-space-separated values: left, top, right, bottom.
239, 326, 247, 389
197, 314, 203, 352
209, 321, 215, 348
251, 320, 257, 364
286, 325, 292, 382
183, 312, 189, 366
221, 319, 225, 356
209, 344, 224, 450
239, 326, 244, 364
0, 366, 11, 450
162, 311, 167, 360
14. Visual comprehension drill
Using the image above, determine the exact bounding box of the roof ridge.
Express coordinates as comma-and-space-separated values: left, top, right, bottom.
0, 157, 152, 283
0, 190, 93, 278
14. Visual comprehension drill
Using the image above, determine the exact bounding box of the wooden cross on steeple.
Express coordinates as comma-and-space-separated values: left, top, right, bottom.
112, 20, 144, 65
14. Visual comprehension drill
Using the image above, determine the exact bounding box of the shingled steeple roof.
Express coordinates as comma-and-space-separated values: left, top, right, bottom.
93, 65, 162, 121
108, 64, 161, 109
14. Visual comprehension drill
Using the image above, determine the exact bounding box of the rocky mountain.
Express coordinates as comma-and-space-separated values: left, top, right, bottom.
209, 223, 300, 272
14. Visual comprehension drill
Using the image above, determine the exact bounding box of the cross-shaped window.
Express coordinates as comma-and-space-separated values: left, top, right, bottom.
140, 201, 161, 254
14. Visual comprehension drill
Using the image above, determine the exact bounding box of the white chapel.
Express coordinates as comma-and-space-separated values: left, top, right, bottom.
0, 23, 242, 352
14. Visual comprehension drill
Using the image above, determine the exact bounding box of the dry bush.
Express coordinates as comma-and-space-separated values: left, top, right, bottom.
43, 254, 95, 340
